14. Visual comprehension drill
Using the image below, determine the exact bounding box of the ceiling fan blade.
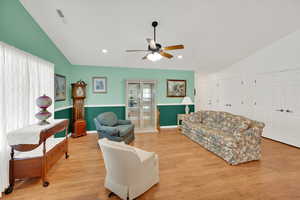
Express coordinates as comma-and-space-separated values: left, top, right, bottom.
126, 50, 149, 52
160, 51, 173, 59
163, 45, 184, 51
146, 38, 157, 49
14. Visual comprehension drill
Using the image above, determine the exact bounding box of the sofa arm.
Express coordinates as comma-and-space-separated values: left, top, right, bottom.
183, 112, 202, 123
117, 120, 131, 125
234, 126, 263, 142
98, 126, 119, 137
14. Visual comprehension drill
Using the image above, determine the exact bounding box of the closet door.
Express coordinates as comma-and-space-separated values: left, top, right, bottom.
218, 78, 233, 112
229, 78, 244, 115
281, 71, 300, 147
264, 73, 286, 142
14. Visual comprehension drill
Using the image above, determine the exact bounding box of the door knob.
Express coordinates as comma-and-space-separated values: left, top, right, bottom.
286, 109, 293, 113
276, 109, 284, 112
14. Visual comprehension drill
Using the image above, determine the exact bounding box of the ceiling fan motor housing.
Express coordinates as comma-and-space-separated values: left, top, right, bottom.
148, 43, 161, 52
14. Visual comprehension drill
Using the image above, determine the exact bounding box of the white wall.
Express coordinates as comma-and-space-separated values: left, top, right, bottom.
197, 29, 300, 147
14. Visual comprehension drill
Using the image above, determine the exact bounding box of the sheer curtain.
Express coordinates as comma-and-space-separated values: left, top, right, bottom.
0, 42, 54, 195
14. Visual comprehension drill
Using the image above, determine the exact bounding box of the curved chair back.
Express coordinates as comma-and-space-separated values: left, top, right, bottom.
96, 112, 118, 127
98, 139, 141, 185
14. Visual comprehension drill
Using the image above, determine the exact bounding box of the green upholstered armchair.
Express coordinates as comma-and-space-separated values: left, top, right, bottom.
94, 112, 135, 144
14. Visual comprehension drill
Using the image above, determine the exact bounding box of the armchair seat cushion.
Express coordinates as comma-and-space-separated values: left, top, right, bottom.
117, 124, 134, 137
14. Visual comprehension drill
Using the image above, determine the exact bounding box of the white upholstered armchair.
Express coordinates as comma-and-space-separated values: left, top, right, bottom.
98, 138, 159, 200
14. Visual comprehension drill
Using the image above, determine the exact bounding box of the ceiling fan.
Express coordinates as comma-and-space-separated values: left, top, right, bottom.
126, 21, 184, 61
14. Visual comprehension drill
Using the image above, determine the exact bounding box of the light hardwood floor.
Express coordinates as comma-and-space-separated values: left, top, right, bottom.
3, 129, 300, 200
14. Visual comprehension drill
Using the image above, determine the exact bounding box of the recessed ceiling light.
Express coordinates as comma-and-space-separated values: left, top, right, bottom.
102, 49, 108, 53
177, 55, 183, 59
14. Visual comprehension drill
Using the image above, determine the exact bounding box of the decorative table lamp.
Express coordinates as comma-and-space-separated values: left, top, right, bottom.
35, 94, 52, 125
181, 96, 193, 114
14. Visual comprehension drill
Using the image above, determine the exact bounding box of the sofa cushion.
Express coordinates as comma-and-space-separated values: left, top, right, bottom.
200, 111, 251, 133
191, 123, 239, 148
219, 117, 251, 133
98, 112, 118, 127
117, 124, 134, 137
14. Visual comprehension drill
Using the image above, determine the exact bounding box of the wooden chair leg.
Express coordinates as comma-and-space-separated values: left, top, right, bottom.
42, 141, 49, 187
108, 192, 115, 198
5, 148, 15, 194
65, 152, 69, 159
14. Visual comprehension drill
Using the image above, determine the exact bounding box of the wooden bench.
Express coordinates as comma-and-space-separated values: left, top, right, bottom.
5, 119, 69, 194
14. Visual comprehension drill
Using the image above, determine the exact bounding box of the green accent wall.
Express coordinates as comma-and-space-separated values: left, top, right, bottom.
71, 65, 194, 105
0, 0, 72, 109
53, 105, 194, 134
158, 105, 194, 126
85, 107, 126, 131
53, 104, 194, 137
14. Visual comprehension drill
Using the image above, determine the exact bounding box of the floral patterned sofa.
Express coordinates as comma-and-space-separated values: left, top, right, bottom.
181, 110, 265, 165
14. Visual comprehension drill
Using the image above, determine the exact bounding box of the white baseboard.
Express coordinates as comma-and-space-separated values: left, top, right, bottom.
160, 125, 178, 129
87, 130, 97, 134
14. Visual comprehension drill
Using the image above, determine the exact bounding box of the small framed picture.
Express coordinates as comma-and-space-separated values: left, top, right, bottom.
93, 77, 107, 93
55, 74, 66, 101
167, 79, 186, 97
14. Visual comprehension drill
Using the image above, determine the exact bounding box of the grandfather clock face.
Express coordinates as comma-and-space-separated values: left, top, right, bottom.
72, 82, 87, 121
76, 87, 84, 98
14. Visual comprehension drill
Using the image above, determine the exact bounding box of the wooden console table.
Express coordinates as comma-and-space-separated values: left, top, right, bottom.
5, 119, 69, 194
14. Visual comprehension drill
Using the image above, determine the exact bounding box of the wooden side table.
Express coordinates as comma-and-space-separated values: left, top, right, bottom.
177, 114, 190, 129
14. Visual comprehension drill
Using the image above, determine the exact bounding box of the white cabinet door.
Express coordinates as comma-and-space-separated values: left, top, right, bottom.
218, 79, 232, 112
263, 73, 286, 141
262, 71, 300, 147
281, 71, 300, 147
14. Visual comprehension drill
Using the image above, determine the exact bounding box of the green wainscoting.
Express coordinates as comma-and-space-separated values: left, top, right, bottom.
158, 105, 195, 126
53, 104, 195, 137
85, 106, 126, 131
54, 107, 72, 138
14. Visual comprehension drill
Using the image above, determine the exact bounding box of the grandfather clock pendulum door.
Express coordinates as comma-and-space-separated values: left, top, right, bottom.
71, 80, 87, 137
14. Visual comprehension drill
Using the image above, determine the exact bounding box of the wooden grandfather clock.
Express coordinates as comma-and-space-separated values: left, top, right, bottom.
71, 80, 87, 138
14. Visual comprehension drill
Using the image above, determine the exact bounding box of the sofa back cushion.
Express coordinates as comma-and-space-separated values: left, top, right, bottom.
97, 112, 118, 127
200, 111, 251, 133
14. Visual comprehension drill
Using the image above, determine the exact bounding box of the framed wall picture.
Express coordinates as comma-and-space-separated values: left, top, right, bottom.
167, 79, 186, 97
93, 77, 107, 93
54, 74, 66, 101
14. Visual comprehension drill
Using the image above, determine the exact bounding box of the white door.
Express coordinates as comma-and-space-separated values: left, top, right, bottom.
218, 78, 234, 112
264, 72, 286, 142
281, 71, 300, 147
262, 71, 300, 147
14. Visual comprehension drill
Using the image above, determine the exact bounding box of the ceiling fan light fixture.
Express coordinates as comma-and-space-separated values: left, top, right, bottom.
147, 52, 162, 62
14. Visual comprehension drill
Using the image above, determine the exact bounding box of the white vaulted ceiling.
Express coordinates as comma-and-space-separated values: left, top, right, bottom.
20, 0, 300, 72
